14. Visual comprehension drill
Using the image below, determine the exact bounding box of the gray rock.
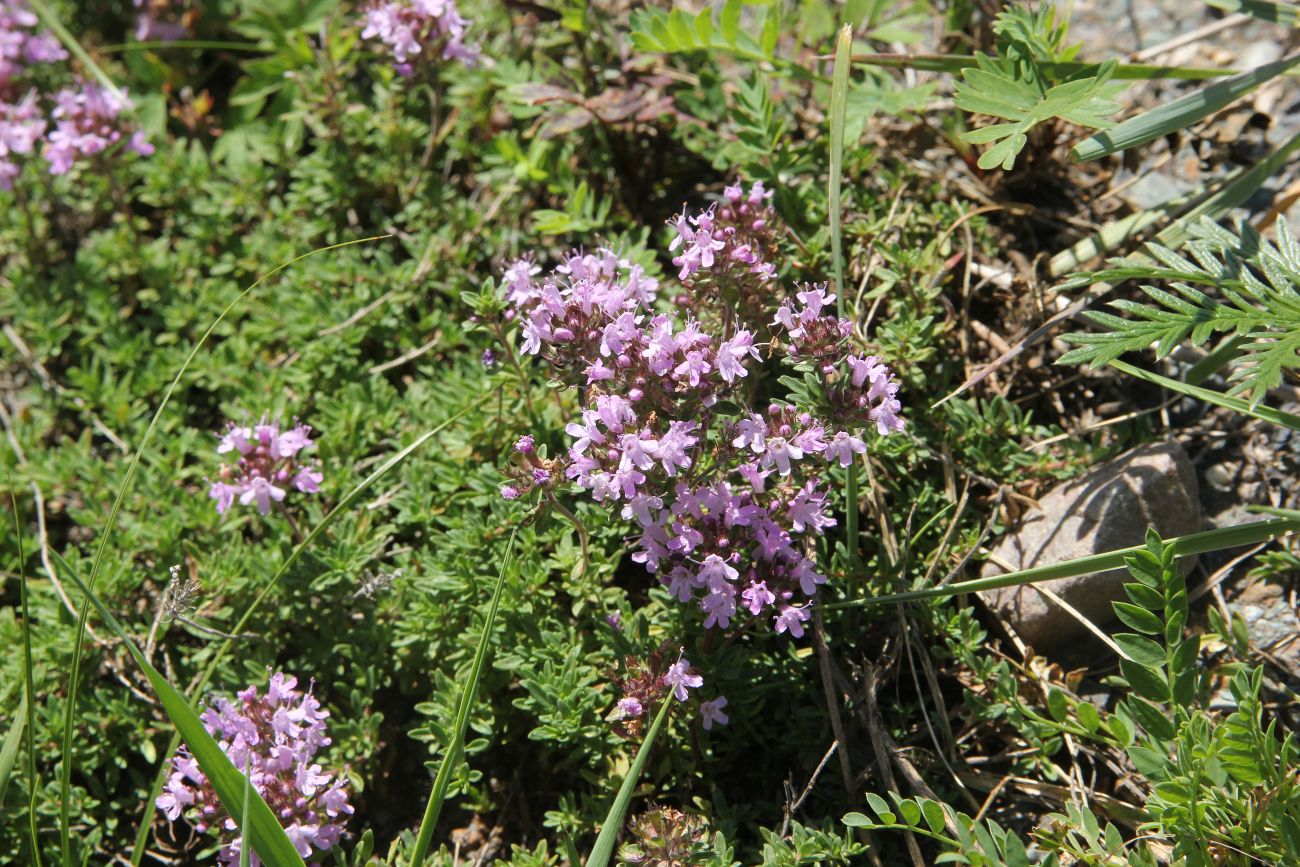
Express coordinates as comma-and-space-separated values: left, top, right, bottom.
980, 442, 1201, 651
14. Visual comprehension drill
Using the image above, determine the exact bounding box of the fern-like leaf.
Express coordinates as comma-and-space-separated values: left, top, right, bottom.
1060, 217, 1300, 405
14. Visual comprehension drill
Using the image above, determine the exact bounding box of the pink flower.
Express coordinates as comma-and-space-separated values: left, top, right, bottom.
700, 696, 729, 730
774, 605, 810, 638
662, 657, 703, 701
209, 417, 323, 516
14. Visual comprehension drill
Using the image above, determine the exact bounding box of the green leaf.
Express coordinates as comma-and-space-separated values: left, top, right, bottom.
921, 799, 947, 834
1127, 745, 1174, 778
1073, 52, 1300, 161
1127, 697, 1176, 741
1114, 633, 1166, 668
829, 23, 860, 569
1113, 602, 1163, 634
842, 811, 874, 829
1046, 688, 1069, 722
1107, 714, 1135, 747
954, 48, 1119, 170
866, 792, 896, 824
1119, 658, 1170, 704
1170, 636, 1200, 675
53, 553, 307, 867
760, 5, 779, 56
1123, 581, 1165, 610
720, 0, 741, 43
1076, 700, 1101, 733
1004, 832, 1031, 867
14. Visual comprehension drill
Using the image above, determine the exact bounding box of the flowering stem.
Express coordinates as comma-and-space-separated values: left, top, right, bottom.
546, 494, 590, 577
492, 321, 543, 423
829, 25, 859, 567
275, 500, 306, 545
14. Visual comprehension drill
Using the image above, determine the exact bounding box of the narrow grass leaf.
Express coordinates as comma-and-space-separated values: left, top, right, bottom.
829, 24, 859, 566
833, 517, 1300, 606
0, 695, 25, 806
853, 53, 1239, 80
1201, 0, 1300, 26
586, 696, 674, 867
240, 756, 253, 867
8, 472, 42, 866
27, 0, 126, 103
409, 527, 518, 867
1109, 359, 1300, 429
51, 552, 307, 867
1072, 52, 1300, 162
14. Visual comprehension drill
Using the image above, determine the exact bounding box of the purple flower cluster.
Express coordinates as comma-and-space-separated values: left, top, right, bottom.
1, 2, 153, 187
360, 0, 479, 75
0, 1, 64, 89
208, 418, 323, 515
156, 671, 353, 866
609, 650, 726, 736
133, 0, 188, 43
43, 81, 154, 174
0, 88, 42, 188
498, 182, 906, 636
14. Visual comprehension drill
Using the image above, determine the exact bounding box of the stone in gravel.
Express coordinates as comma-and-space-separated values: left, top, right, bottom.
980, 442, 1201, 652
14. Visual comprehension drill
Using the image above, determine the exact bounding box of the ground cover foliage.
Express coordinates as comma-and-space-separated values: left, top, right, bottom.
2, 1, 1300, 865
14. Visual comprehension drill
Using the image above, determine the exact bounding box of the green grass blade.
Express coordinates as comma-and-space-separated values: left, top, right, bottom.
1201, 0, 1299, 26
586, 696, 674, 867
100, 40, 263, 53
853, 53, 1241, 80
27, 0, 126, 104
239, 755, 253, 867
1048, 192, 1196, 276
52, 552, 307, 867
831, 517, 1300, 607
1072, 52, 1300, 162
130, 391, 490, 866
0, 696, 24, 807
1109, 359, 1300, 429
410, 527, 519, 867
8, 472, 42, 866
829, 24, 858, 568
41, 233, 386, 867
